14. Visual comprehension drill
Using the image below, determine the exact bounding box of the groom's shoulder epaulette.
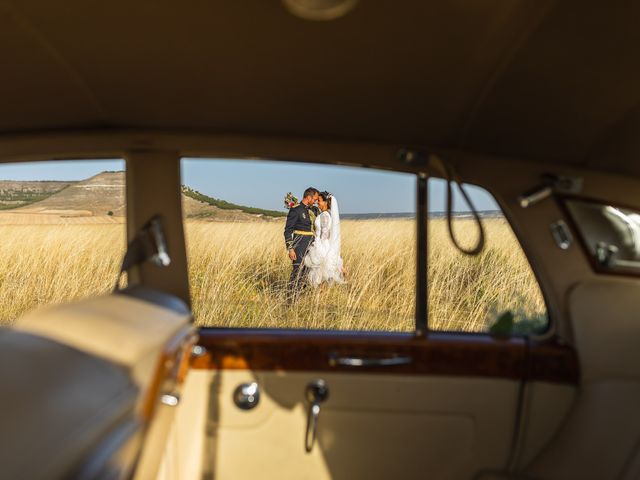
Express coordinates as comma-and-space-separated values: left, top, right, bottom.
290, 204, 303, 220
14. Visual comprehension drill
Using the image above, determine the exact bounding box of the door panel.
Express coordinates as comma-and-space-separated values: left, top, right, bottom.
514, 382, 577, 469
526, 279, 640, 479
166, 330, 578, 480
203, 370, 517, 480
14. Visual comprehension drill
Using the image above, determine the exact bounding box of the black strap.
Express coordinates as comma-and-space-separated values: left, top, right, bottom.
429, 154, 486, 256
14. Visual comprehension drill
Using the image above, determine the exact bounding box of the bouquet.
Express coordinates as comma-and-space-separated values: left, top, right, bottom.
284, 192, 299, 209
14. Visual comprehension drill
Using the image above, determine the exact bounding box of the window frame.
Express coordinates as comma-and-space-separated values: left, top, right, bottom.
0, 157, 129, 324
181, 156, 421, 335
423, 176, 552, 338
179, 156, 550, 338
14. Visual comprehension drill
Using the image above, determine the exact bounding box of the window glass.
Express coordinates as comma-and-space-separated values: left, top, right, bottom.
0, 160, 126, 325
428, 178, 547, 334
182, 158, 416, 331
565, 198, 640, 273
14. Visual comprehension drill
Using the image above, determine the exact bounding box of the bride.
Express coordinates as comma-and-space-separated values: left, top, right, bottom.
304, 191, 345, 286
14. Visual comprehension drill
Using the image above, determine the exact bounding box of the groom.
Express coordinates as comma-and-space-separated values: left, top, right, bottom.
284, 187, 320, 301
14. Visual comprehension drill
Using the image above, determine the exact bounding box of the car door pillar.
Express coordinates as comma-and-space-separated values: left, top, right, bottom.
125, 150, 190, 304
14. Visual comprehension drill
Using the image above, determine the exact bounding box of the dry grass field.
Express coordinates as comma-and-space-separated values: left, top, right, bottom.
185, 218, 546, 332
0, 218, 547, 332
0, 224, 125, 324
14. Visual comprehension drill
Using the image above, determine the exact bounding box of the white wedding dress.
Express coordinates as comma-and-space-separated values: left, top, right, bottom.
304, 196, 345, 286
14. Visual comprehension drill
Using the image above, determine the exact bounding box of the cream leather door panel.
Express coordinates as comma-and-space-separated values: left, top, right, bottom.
202, 370, 517, 480
163, 331, 579, 480
526, 279, 640, 480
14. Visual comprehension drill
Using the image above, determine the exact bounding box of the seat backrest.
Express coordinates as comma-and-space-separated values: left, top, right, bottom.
527, 279, 640, 480
14, 287, 191, 392
9, 287, 193, 479
0, 329, 138, 479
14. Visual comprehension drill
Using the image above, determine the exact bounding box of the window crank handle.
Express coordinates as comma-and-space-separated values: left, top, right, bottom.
305, 402, 321, 453
305, 380, 329, 453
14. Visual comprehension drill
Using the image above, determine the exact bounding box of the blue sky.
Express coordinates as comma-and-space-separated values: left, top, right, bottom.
182, 158, 416, 214
181, 159, 499, 214
0, 158, 498, 214
0, 159, 125, 180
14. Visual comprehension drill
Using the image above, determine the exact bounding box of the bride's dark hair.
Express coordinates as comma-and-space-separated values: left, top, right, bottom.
319, 191, 332, 209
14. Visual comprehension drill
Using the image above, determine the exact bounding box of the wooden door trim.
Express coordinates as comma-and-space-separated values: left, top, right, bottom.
192, 329, 579, 385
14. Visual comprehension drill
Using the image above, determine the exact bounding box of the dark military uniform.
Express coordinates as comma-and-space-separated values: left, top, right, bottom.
284, 203, 318, 298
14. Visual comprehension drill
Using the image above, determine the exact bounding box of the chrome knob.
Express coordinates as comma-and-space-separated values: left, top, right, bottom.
233, 382, 260, 410
191, 345, 207, 358
306, 379, 329, 403
160, 393, 180, 407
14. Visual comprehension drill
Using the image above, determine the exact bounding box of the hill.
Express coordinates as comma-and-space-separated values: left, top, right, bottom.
0, 180, 72, 210
19, 172, 125, 217
0, 171, 284, 224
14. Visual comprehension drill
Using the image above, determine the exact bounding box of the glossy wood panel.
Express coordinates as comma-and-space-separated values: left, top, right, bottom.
192, 329, 579, 385
527, 339, 580, 384
141, 326, 198, 420
134, 326, 198, 480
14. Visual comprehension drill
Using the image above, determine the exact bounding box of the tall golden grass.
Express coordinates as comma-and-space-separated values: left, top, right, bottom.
186, 220, 416, 330
0, 224, 125, 324
185, 218, 545, 332
0, 219, 546, 332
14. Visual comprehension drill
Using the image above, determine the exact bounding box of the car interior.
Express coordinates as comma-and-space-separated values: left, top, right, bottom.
1, 1, 639, 479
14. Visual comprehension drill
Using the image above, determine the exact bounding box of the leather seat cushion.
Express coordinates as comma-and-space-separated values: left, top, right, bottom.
14, 289, 190, 391
0, 329, 138, 480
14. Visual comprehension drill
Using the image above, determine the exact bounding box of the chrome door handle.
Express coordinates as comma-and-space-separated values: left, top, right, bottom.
305, 379, 329, 453
328, 354, 412, 367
